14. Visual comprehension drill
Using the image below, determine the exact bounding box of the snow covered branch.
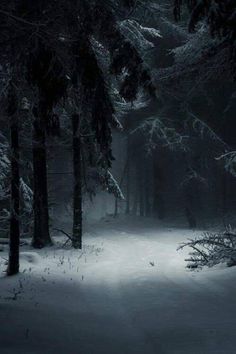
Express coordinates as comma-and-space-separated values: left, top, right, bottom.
132, 116, 189, 153
216, 151, 236, 177
178, 228, 236, 269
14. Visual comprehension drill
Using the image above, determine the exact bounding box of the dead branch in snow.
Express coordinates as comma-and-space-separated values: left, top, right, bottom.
178, 228, 236, 269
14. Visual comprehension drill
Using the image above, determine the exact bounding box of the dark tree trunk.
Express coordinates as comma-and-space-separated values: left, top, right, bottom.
145, 177, 151, 217
144, 159, 151, 217
114, 156, 129, 217
184, 190, 197, 229
132, 190, 138, 216
132, 160, 139, 216
185, 206, 197, 229
139, 167, 145, 217
7, 89, 20, 276
152, 154, 165, 219
132, 187, 139, 216
139, 186, 145, 217
114, 198, 118, 217
221, 173, 228, 227
125, 136, 131, 215
32, 116, 52, 248
72, 113, 82, 249
182, 154, 198, 229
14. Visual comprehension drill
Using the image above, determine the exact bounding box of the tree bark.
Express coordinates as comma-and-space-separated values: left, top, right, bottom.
152, 154, 165, 219
7, 91, 20, 276
125, 136, 131, 215
32, 115, 52, 248
8, 116, 20, 275
145, 171, 151, 217
139, 167, 145, 217
221, 173, 228, 227
184, 190, 197, 229
132, 160, 139, 216
72, 113, 82, 249
114, 197, 118, 217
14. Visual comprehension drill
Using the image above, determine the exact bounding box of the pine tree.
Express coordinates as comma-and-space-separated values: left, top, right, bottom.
0, 0, 157, 252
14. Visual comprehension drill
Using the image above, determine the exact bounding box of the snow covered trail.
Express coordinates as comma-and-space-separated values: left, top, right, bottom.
1, 219, 236, 354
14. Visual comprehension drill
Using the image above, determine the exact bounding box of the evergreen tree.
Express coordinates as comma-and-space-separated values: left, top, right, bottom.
0, 0, 157, 255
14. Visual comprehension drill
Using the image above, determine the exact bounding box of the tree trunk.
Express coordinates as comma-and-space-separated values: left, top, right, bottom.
132, 161, 139, 216
221, 173, 228, 227
114, 198, 118, 217
152, 154, 165, 219
32, 116, 52, 248
145, 178, 151, 217
144, 159, 151, 217
7, 108, 20, 276
132, 190, 138, 216
125, 136, 131, 215
72, 113, 82, 249
184, 190, 197, 229
139, 167, 145, 217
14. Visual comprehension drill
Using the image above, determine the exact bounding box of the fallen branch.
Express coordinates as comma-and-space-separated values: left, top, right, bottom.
178, 228, 236, 269
53, 228, 73, 247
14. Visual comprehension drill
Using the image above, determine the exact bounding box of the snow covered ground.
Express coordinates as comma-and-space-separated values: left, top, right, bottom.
1, 217, 236, 354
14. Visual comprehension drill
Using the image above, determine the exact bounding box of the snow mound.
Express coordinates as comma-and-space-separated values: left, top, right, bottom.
20, 252, 41, 265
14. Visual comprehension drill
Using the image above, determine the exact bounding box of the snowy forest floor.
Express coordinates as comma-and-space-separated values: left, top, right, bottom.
1, 217, 236, 354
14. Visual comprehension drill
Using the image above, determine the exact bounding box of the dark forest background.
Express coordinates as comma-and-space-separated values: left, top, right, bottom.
0, 0, 235, 274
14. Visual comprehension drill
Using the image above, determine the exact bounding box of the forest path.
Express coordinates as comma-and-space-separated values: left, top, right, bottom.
1, 219, 236, 353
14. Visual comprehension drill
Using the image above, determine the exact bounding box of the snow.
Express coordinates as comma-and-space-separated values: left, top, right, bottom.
1, 218, 236, 354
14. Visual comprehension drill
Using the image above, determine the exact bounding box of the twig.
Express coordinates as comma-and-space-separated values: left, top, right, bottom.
0, 8, 46, 28
53, 228, 74, 248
